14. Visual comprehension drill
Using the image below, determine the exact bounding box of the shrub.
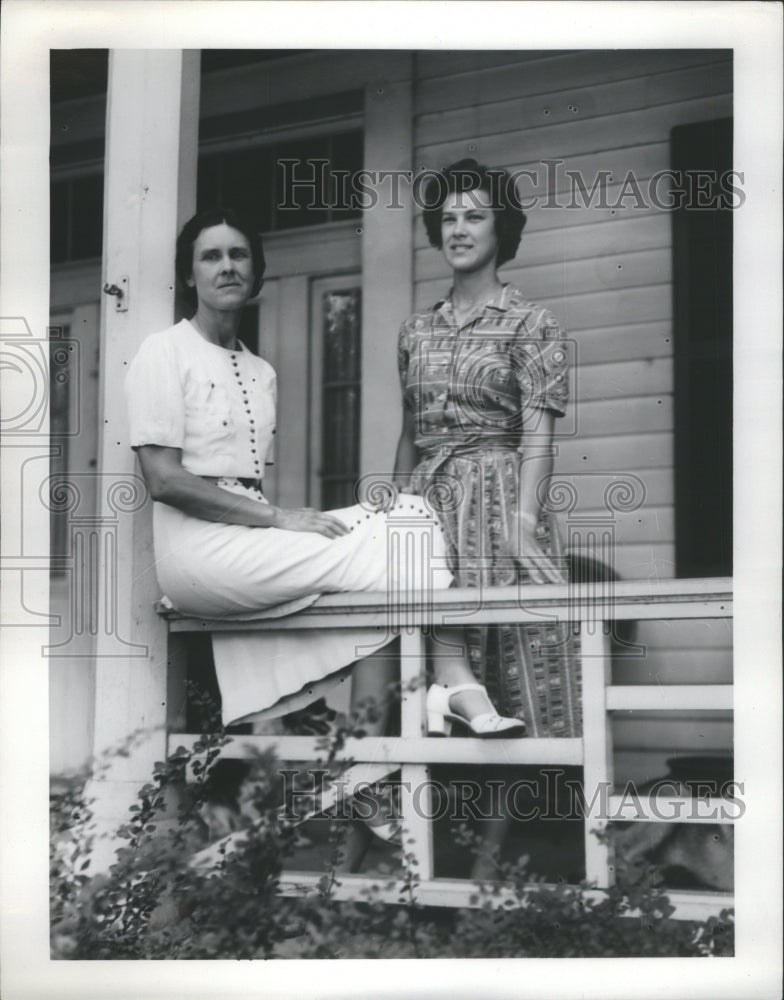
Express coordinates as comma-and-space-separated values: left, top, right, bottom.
51, 724, 734, 959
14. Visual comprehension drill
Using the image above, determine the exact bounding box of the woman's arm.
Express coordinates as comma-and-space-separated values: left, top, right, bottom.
393, 406, 418, 482
136, 445, 348, 538
515, 409, 564, 584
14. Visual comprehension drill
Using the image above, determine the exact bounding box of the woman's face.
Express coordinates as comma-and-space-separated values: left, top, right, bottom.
188, 223, 255, 311
440, 187, 499, 274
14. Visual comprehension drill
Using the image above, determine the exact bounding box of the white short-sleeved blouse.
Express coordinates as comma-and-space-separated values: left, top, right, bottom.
125, 318, 276, 480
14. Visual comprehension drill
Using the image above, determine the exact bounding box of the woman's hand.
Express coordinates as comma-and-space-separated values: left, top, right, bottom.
269, 506, 350, 539
514, 514, 565, 585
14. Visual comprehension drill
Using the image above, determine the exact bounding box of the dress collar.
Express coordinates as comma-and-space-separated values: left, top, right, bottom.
184, 317, 244, 353
435, 282, 513, 317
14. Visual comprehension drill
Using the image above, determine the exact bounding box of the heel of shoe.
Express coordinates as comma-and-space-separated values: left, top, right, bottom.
427, 711, 452, 737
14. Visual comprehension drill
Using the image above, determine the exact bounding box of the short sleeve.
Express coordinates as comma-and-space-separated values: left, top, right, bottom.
511, 309, 569, 417
397, 318, 414, 389
125, 333, 185, 449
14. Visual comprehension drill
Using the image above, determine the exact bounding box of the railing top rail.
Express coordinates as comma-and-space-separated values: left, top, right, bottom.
158, 577, 732, 631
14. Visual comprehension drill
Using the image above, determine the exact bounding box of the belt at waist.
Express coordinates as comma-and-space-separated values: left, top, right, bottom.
413, 438, 521, 481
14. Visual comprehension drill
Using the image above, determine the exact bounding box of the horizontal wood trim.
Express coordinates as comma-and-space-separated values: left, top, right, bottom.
565, 505, 674, 544
571, 395, 672, 438
415, 282, 673, 330
605, 795, 736, 825
415, 50, 731, 113
200, 50, 412, 118
575, 322, 673, 367
416, 248, 671, 300
416, 94, 733, 167
614, 750, 732, 788
635, 617, 733, 649
262, 221, 361, 279
604, 543, 676, 580
416, 62, 733, 146
607, 685, 732, 711
415, 49, 564, 83
613, 650, 732, 686
612, 716, 732, 751
415, 212, 672, 274
278, 872, 733, 919
169, 733, 584, 766
577, 357, 672, 402
556, 430, 672, 471
160, 577, 731, 632
544, 466, 672, 510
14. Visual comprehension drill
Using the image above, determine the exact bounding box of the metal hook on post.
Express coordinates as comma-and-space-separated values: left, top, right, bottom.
103, 275, 129, 312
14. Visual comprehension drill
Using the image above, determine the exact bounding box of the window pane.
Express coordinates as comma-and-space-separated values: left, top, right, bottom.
330, 131, 364, 220
320, 288, 361, 509
221, 148, 274, 232
274, 136, 330, 229
323, 289, 361, 382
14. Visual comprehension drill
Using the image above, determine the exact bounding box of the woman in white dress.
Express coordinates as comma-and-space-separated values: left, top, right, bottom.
125, 208, 526, 742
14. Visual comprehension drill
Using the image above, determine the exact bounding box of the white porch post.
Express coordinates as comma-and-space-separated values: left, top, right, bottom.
360, 70, 414, 477
86, 50, 200, 871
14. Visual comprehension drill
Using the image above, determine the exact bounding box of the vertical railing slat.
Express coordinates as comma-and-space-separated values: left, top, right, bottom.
399, 627, 434, 883
580, 620, 614, 888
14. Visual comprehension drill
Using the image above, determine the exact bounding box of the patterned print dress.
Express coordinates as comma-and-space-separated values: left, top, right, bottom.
398, 284, 581, 737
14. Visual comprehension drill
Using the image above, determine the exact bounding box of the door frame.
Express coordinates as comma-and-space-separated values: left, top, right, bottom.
253, 220, 360, 508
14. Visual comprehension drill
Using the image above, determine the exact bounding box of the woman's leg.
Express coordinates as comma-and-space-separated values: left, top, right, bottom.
429, 626, 502, 720
337, 644, 400, 871
349, 641, 399, 736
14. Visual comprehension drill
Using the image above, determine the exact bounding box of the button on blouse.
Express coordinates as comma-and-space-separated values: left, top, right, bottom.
125, 319, 277, 479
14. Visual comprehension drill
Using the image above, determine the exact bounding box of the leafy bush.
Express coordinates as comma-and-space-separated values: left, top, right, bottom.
51, 722, 734, 960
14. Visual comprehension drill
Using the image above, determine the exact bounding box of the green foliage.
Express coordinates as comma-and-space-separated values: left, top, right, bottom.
51, 715, 734, 960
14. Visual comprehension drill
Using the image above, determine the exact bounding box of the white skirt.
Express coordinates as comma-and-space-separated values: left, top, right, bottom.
153, 480, 453, 725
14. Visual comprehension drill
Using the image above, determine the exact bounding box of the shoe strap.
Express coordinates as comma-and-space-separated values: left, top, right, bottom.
442, 682, 485, 696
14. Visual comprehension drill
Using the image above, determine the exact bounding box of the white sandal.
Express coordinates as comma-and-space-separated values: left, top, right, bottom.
426, 682, 527, 738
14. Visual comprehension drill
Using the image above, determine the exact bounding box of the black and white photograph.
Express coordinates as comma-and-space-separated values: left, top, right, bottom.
0, 2, 781, 998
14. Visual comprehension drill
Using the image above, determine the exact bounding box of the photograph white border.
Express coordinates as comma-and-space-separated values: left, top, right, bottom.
1, 2, 782, 997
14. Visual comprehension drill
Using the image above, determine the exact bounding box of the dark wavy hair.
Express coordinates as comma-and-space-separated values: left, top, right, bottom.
175, 207, 266, 309
421, 158, 527, 267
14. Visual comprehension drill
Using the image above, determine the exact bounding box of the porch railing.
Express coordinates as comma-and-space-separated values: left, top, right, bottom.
160, 577, 734, 921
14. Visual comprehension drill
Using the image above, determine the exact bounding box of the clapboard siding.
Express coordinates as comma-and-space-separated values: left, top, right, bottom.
556, 431, 672, 471
415, 282, 672, 329
573, 322, 673, 366
612, 714, 732, 753
636, 618, 733, 650
416, 94, 733, 171
547, 466, 673, 509
416, 61, 733, 145
604, 544, 677, 580
578, 358, 672, 401
614, 649, 732, 686
419, 247, 672, 297
416, 49, 730, 112
416, 213, 672, 271
415, 49, 560, 81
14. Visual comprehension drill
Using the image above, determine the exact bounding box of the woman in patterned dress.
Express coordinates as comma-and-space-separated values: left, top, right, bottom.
395, 159, 581, 738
